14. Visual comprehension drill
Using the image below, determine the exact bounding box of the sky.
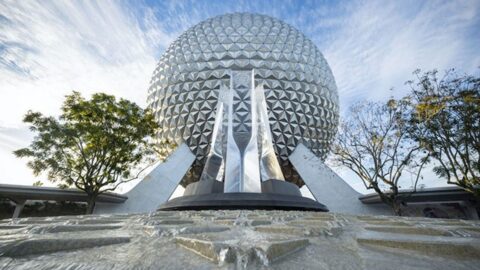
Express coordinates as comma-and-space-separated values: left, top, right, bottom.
0, 0, 479, 193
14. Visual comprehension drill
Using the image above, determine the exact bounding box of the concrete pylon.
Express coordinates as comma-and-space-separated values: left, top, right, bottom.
289, 144, 390, 215
12, 199, 26, 219
94, 143, 195, 214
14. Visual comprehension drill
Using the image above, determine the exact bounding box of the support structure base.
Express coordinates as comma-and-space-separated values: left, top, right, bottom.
158, 192, 328, 212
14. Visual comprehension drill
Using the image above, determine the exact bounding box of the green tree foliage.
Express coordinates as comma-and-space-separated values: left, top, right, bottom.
32, 180, 43, 187
406, 69, 480, 198
14, 91, 159, 214
331, 100, 429, 215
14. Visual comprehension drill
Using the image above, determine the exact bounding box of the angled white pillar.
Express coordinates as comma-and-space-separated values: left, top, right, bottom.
289, 144, 390, 215
94, 143, 195, 214
12, 199, 26, 219
255, 83, 285, 181
199, 85, 227, 183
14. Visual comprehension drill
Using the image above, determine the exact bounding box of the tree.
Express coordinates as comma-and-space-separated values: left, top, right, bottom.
331, 100, 429, 215
14, 91, 159, 214
32, 180, 43, 187
406, 69, 480, 198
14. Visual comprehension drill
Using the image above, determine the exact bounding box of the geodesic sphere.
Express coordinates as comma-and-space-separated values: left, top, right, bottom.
147, 13, 339, 185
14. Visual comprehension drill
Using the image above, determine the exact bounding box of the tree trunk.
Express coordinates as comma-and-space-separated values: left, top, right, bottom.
86, 194, 97, 214
392, 200, 403, 216
378, 194, 402, 216
380, 194, 403, 216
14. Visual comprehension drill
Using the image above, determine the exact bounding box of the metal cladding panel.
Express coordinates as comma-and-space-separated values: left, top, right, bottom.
147, 13, 339, 186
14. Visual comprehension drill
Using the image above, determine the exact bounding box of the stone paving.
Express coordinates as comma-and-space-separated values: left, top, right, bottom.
0, 210, 479, 269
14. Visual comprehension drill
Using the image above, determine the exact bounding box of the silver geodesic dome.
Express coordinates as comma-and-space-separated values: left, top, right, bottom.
147, 13, 339, 186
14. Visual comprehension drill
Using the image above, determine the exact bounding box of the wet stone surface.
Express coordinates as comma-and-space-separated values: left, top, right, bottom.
0, 210, 479, 269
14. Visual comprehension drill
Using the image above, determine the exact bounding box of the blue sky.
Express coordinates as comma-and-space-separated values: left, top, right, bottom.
0, 0, 479, 192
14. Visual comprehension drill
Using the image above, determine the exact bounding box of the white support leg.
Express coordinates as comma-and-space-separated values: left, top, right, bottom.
94, 143, 196, 214
289, 144, 390, 215
12, 199, 26, 219
461, 202, 479, 220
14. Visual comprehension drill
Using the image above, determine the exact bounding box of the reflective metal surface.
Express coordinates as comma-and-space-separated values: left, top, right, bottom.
198, 85, 227, 184
200, 70, 285, 193
147, 13, 339, 185
224, 70, 261, 192
255, 82, 285, 182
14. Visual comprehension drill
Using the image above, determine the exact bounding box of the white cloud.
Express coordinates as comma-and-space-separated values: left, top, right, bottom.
322, 0, 480, 111
0, 0, 174, 186
0, 1, 178, 127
